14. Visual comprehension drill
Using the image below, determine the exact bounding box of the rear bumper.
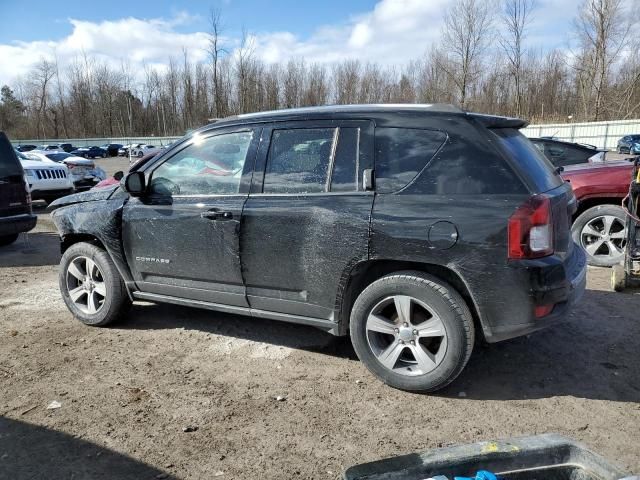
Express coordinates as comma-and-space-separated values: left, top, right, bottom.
0, 213, 37, 236
483, 244, 587, 343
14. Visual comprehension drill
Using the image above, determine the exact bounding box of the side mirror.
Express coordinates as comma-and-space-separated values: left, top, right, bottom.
121, 171, 146, 196
113, 170, 124, 181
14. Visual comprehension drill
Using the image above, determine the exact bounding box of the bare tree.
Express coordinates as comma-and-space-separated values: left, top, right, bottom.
500, 0, 535, 117
207, 8, 226, 118
438, 0, 494, 109
573, 0, 630, 120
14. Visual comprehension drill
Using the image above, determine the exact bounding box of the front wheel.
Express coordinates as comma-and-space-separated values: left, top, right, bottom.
350, 271, 474, 392
59, 242, 130, 326
572, 204, 626, 267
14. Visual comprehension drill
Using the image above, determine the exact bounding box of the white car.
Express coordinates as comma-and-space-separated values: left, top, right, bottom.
130, 144, 160, 158
16, 152, 74, 203
25, 151, 106, 190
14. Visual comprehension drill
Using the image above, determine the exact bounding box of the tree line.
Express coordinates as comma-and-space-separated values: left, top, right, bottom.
0, 0, 638, 140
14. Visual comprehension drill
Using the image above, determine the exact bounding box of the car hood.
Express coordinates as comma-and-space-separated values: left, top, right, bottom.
47, 184, 121, 211
62, 156, 94, 165
20, 159, 65, 169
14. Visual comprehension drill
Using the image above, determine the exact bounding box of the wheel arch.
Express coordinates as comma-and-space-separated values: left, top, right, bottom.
335, 259, 487, 340
574, 196, 625, 219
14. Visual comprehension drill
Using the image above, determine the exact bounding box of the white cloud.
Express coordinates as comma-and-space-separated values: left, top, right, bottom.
0, 14, 212, 87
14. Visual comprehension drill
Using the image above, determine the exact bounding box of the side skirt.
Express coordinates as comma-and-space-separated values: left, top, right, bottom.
132, 291, 341, 335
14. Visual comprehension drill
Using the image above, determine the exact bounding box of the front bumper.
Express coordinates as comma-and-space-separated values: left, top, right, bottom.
30, 188, 75, 202
484, 244, 587, 343
0, 213, 37, 236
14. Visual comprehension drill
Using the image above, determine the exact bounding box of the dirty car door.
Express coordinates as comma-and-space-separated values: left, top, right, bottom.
241, 120, 374, 321
122, 127, 259, 306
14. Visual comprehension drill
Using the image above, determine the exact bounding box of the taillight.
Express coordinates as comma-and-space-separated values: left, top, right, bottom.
508, 195, 554, 259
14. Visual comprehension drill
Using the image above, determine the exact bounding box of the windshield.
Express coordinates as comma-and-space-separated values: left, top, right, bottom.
493, 128, 565, 193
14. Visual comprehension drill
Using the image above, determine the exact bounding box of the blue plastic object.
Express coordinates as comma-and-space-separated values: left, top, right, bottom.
454, 471, 499, 480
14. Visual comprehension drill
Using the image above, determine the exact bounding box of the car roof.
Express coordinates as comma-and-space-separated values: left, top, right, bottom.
196, 103, 527, 131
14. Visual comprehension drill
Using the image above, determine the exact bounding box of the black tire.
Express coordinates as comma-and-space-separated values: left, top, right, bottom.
572, 204, 626, 267
0, 234, 19, 246
59, 242, 130, 326
350, 271, 474, 392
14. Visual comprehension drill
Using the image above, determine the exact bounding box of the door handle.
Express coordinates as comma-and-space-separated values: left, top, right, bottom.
201, 210, 233, 220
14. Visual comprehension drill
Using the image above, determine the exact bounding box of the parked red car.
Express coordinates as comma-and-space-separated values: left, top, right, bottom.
562, 161, 633, 266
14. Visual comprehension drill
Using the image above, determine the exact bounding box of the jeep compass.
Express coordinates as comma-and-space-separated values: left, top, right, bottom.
49, 105, 586, 392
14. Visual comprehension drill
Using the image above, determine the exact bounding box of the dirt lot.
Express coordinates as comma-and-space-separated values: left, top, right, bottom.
0, 157, 639, 479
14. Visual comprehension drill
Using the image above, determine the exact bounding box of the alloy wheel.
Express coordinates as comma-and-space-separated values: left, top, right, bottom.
66, 256, 107, 314
365, 295, 448, 376
580, 215, 626, 263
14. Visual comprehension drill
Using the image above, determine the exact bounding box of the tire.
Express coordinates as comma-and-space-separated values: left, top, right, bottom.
0, 234, 19, 246
350, 271, 474, 392
572, 204, 626, 267
137, 152, 143, 158
101, 153, 106, 158
59, 242, 130, 326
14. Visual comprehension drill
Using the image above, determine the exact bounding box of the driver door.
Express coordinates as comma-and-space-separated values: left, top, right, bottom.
122, 127, 260, 307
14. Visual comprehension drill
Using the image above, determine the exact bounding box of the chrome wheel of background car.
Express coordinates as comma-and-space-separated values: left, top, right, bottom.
365, 295, 448, 376
580, 215, 626, 263
66, 256, 107, 314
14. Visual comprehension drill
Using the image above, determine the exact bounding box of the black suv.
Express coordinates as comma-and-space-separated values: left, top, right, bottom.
49, 105, 586, 392
0, 132, 36, 245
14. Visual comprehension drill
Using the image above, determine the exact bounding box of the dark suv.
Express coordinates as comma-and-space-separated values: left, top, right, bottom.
0, 132, 36, 245
49, 105, 586, 392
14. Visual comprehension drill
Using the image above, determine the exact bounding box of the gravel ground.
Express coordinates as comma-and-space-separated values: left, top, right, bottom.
0, 158, 638, 479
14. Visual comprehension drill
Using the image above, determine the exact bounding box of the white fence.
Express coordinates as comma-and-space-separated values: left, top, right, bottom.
522, 118, 640, 150
10, 136, 182, 149
11, 118, 640, 152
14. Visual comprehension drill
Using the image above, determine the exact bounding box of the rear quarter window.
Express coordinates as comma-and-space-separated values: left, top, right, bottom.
493, 128, 564, 193
375, 127, 446, 193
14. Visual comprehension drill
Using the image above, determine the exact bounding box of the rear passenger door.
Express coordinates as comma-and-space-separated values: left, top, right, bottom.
241, 120, 374, 321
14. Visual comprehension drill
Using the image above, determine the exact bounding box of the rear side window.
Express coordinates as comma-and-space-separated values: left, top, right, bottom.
0, 133, 23, 178
542, 142, 591, 167
263, 128, 337, 194
375, 128, 446, 193
493, 129, 564, 193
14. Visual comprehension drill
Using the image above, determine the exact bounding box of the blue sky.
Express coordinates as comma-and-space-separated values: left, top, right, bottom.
0, 0, 595, 86
0, 0, 377, 43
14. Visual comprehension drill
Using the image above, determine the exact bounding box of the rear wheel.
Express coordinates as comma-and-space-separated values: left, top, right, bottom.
59, 242, 130, 326
350, 271, 474, 392
0, 234, 19, 246
572, 205, 626, 267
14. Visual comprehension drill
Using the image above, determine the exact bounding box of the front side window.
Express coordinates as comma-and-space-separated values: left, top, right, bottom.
263, 128, 337, 194
149, 131, 253, 196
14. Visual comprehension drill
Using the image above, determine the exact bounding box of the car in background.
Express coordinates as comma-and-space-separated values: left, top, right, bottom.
25, 151, 106, 191
93, 152, 158, 189
0, 132, 36, 246
16, 144, 38, 152
69, 146, 108, 159
41, 144, 61, 151
530, 137, 606, 167
616, 135, 640, 154
118, 143, 143, 156
58, 143, 76, 153
100, 143, 123, 157
17, 150, 74, 203
130, 144, 159, 158
561, 161, 634, 267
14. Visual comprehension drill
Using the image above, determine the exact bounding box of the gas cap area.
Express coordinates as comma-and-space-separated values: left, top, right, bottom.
428, 221, 459, 249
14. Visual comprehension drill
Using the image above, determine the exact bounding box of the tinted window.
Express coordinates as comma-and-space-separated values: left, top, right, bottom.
493, 128, 564, 193
542, 141, 591, 167
375, 128, 446, 193
263, 128, 336, 194
150, 130, 253, 196
330, 127, 359, 192
420, 144, 525, 195
0, 133, 23, 177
